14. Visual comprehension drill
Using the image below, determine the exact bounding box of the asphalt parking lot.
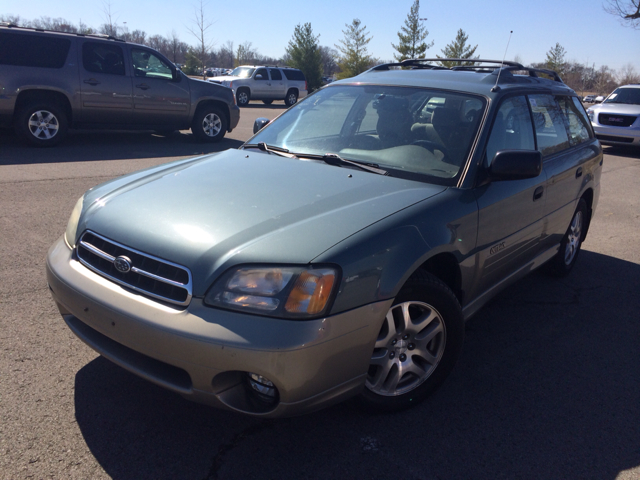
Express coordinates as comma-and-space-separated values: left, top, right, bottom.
1, 103, 639, 479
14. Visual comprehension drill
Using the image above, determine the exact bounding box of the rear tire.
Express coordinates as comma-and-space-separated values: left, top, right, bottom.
546, 199, 588, 277
358, 271, 464, 412
284, 89, 298, 107
191, 106, 227, 142
15, 102, 68, 147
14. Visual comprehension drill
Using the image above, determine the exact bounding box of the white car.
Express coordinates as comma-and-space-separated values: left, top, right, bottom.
208, 65, 308, 107
587, 85, 640, 148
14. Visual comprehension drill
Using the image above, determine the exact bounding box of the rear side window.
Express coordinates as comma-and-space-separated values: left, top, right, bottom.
0, 31, 71, 68
528, 94, 570, 157
269, 68, 282, 80
83, 42, 125, 76
283, 69, 305, 81
557, 96, 592, 146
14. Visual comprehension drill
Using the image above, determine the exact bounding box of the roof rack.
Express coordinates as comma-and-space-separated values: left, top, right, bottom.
0, 22, 125, 42
371, 58, 563, 83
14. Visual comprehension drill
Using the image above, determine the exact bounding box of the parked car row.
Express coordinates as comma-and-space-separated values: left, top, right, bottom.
583, 94, 605, 103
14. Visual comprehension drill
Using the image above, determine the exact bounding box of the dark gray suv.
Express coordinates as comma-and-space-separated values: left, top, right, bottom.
0, 23, 240, 146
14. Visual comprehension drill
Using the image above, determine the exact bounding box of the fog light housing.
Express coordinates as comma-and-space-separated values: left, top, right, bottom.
247, 372, 278, 403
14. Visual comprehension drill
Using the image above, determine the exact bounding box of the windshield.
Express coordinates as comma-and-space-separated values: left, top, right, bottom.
248, 84, 486, 184
604, 87, 640, 105
230, 67, 255, 78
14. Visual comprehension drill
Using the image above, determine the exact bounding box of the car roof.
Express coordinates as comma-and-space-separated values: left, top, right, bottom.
333, 59, 575, 98
0, 22, 139, 46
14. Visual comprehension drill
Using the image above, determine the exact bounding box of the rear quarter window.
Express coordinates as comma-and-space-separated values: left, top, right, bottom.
283, 69, 305, 81
0, 31, 71, 68
528, 94, 570, 157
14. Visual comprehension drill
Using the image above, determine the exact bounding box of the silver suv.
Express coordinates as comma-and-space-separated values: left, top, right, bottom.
208, 65, 308, 107
586, 85, 640, 148
0, 23, 239, 147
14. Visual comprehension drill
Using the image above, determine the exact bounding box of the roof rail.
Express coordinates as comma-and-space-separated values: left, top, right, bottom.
0, 22, 125, 42
370, 58, 563, 83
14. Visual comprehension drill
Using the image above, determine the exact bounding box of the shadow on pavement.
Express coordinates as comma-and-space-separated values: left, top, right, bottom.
602, 145, 640, 159
74, 250, 640, 479
0, 128, 244, 165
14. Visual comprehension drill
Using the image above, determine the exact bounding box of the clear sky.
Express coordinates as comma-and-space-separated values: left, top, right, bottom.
3, 0, 639, 72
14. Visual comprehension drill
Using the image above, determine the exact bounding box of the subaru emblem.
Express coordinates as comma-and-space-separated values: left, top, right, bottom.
114, 255, 132, 273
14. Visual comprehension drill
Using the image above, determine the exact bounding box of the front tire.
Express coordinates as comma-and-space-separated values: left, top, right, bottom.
236, 89, 250, 107
15, 103, 68, 147
284, 89, 298, 107
546, 199, 588, 277
358, 271, 464, 412
191, 106, 227, 142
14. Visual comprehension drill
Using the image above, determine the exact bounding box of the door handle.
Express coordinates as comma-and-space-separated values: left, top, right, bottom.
83, 79, 100, 86
533, 186, 544, 201
576, 167, 583, 178
136, 84, 150, 90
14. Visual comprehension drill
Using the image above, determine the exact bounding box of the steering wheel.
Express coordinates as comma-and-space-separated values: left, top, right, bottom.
411, 140, 451, 160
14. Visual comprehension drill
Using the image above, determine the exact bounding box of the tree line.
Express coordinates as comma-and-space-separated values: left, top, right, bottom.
2, 0, 638, 95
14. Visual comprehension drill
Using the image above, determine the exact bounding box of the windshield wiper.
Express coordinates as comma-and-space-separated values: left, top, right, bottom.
243, 143, 298, 158
296, 152, 388, 176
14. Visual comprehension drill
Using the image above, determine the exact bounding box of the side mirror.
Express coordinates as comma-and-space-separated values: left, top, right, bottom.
253, 117, 270, 134
255, 74, 263, 80
489, 150, 542, 181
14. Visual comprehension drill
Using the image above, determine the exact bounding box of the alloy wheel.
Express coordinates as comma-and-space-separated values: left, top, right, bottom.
366, 301, 446, 396
28, 110, 59, 140
202, 113, 222, 137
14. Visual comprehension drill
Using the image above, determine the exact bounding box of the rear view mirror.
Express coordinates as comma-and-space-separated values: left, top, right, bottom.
490, 150, 542, 181
253, 117, 270, 134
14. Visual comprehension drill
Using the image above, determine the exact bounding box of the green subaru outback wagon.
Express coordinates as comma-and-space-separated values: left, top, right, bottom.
46, 59, 602, 417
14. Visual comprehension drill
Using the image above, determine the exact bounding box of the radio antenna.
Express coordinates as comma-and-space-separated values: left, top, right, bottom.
491, 30, 513, 92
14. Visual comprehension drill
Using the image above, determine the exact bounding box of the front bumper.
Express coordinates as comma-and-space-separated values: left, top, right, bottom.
46, 237, 391, 417
592, 123, 640, 147
228, 104, 240, 131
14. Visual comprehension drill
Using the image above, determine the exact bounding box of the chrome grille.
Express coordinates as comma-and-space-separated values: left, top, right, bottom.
76, 231, 192, 306
598, 113, 637, 127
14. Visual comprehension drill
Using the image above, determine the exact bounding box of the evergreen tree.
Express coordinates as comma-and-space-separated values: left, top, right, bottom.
545, 43, 567, 76
285, 23, 323, 92
392, 0, 433, 62
437, 29, 479, 68
335, 19, 374, 79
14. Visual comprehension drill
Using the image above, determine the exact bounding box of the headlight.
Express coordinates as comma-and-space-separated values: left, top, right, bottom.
586, 108, 595, 122
204, 265, 339, 318
64, 196, 84, 248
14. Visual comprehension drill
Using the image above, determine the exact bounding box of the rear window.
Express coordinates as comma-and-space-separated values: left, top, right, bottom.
283, 69, 305, 81
0, 31, 71, 68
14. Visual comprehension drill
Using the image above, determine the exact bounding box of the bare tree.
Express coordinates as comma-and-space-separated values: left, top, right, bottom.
617, 63, 640, 84
100, 0, 119, 37
167, 30, 188, 64
319, 46, 339, 77
235, 41, 257, 66
605, 0, 640, 28
593, 65, 617, 95
217, 41, 234, 69
186, 0, 215, 77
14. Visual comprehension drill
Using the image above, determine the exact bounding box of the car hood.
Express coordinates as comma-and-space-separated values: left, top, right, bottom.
78, 149, 446, 295
208, 75, 240, 83
591, 103, 640, 115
